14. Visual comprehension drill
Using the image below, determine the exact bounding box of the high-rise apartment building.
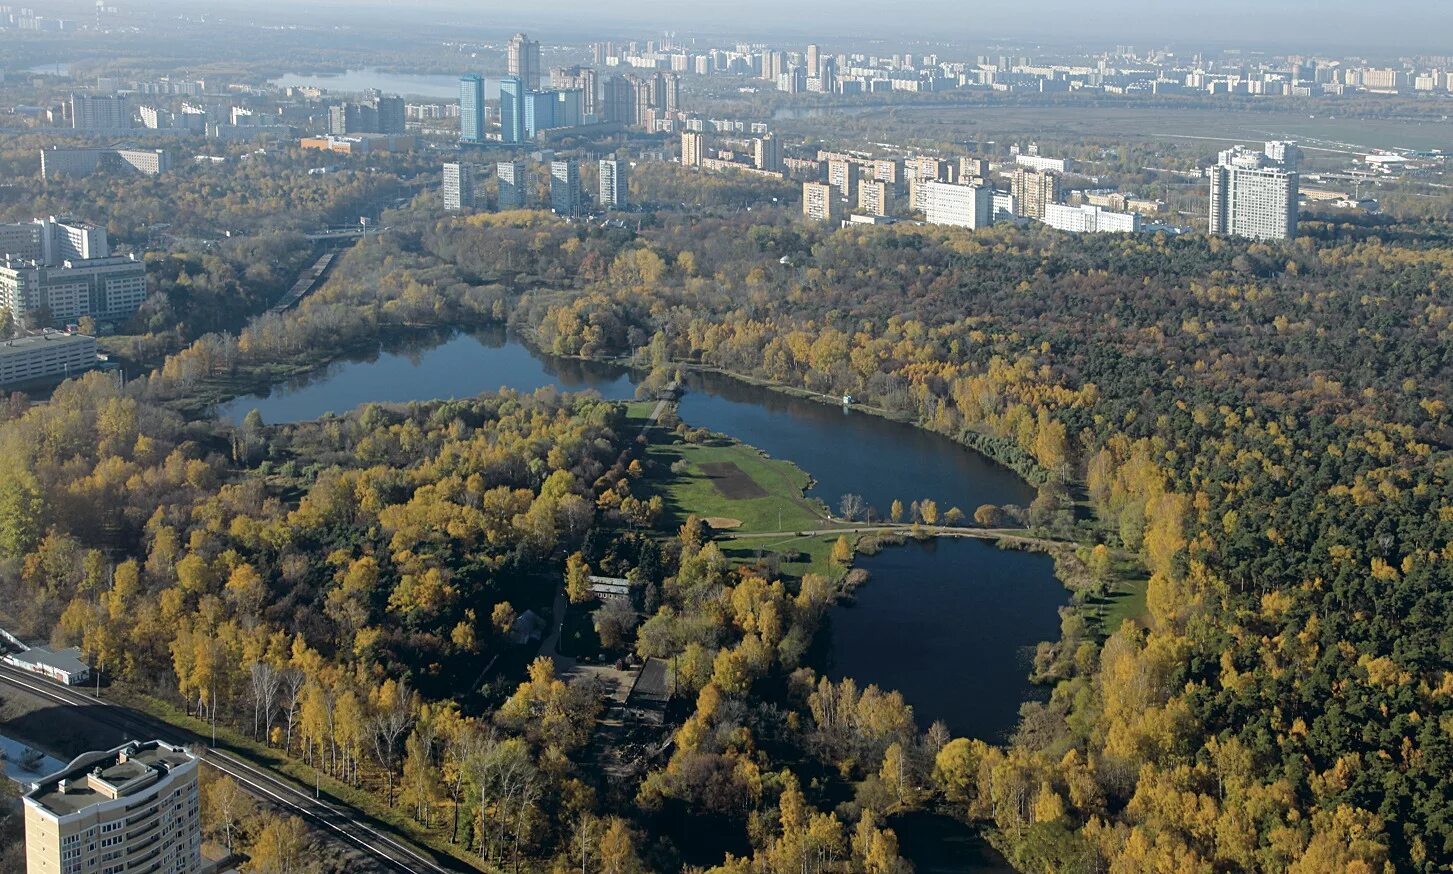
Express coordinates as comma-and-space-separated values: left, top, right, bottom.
802, 181, 838, 222
598, 159, 629, 209
959, 157, 991, 181
1208, 145, 1299, 241
499, 77, 526, 143
70, 94, 130, 130
923, 181, 994, 229
827, 158, 859, 202
806, 44, 821, 80
681, 131, 705, 167
1263, 140, 1302, 171
0, 217, 148, 328
857, 180, 891, 216
874, 158, 905, 194
459, 73, 486, 143
753, 134, 783, 172
1011, 167, 1062, 219
497, 160, 527, 209
549, 159, 581, 216
442, 162, 474, 211
23, 741, 202, 874
508, 33, 543, 90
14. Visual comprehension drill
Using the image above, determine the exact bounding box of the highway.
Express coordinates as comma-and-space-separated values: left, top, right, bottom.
0, 664, 464, 873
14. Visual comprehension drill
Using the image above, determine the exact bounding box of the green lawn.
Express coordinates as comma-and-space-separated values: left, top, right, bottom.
642, 437, 826, 535
1086, 573, 1149, 635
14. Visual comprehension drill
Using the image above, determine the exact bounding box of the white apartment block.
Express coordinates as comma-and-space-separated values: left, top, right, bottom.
1209, 145, 1299, 241
24, 741, 202, 874
0, 333, 100, 387
1042, 202, 1142, 234
442, 162, 474, 211
598, 159, 629, 209
0, 218, 147, 327
1014, 153, 1069, 173
923, 181, 994, 229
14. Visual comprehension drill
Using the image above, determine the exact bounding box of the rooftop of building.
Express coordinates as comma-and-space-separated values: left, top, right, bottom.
25, 741, 196, 817
4, 643, 90, 673
0, 332, 97, 357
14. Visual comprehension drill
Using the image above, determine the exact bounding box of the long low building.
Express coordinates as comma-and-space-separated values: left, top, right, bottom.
0, 332, 100, 387
40, 146, 172, 180
2, 642, 92, 684
1042, 202, 1142, 234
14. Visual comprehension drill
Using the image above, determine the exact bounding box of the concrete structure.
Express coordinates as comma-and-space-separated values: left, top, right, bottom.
508, 32, 543, 90
497, 160, 527, 209
1042, 202, 1142, 234
802, 181, 838, 222
23, 741, 201, 874
69, 94, 129, 130
875, 157, 906, 193
1011, 167, 1062, 219
827, 158, 859, 203
753, 134, 782, 172
857, 179, 891, 215
460, 74, 486, 143
0, 219, 147, 328
923, 181, 994, 229
1014, 153, 1069, 173
498, 77, 526, 143
299, 134, 415, 155
680, 131, 705, 167
598, 158, 629, 209
442, 162, 474, 211
549, 159, 581, 216
2, 641, 92, 683
40, 147, 171, 180
1209, 145, 1299, 241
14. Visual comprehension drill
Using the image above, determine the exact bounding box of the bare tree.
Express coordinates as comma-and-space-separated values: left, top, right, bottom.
248, 662, 281, 741
367, 683, 416, 807
279, 667, 306, 752
838, 493, 866, 522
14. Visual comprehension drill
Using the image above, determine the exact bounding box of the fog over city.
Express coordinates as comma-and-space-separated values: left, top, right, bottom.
118, 0, 1452, 47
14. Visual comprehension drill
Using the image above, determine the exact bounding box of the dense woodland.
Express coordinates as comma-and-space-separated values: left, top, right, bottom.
440, 209, 1453, 870
3, 196, 1453, 872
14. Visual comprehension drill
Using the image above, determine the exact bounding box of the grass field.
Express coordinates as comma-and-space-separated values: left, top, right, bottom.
643, 437, 826, 534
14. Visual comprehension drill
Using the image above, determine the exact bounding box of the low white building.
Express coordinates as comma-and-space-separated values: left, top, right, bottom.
3, 644, 92, 685
1042, 203, 1142, 234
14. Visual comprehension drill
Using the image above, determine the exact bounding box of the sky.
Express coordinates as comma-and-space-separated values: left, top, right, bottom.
123, 0, 1453, 50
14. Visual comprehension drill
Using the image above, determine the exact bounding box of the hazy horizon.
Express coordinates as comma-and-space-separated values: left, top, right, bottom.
109, 0, 1453, 51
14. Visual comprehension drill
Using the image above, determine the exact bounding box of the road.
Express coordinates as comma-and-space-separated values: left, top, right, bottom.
0, 664, 464, 874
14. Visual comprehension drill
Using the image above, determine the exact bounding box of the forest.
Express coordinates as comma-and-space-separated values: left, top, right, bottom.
3, 197, 1453, 872
444, 208, 1453, 870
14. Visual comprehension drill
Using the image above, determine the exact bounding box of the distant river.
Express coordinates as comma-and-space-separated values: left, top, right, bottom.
267, 68, 485, 100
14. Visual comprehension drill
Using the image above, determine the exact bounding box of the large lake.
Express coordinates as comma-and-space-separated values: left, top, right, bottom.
221, 329, 1062, 743
221, 327, 1062, 870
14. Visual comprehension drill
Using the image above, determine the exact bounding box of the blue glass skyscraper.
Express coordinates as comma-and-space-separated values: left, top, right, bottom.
499, 76, 525, 144
459, 73, 485, 144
